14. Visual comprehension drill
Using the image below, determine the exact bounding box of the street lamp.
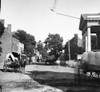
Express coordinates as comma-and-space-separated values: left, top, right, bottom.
50, 0, 80, 19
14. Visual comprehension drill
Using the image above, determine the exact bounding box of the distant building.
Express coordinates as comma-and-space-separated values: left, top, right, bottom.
0, 19, 24, 68
71, 34, 82, 47
66, 34, 82, 60
18, 42, 24, 54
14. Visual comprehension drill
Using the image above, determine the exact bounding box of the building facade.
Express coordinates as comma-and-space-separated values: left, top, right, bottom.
66, 34, 82, 60
79, 13, 100, 52
11, 34, 19, 53
18, 42, 24, 54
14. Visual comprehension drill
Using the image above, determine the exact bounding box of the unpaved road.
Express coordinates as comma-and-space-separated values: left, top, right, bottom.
0, 69, 63, 92
25, 65, 100, 92
25, 64, 77, 74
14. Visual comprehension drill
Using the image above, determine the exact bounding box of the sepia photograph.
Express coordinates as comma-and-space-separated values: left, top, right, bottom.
0, 0, 100, 92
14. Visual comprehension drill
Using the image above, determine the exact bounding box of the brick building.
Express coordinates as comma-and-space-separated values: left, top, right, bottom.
0, 19, 24, 68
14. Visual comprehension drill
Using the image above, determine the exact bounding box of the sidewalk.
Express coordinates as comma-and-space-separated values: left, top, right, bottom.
0, 70, 63, 92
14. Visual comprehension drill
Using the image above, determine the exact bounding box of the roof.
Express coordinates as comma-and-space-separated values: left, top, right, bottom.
82, 13, 100, 20
12, 32, 19, 39
79, 13, 100, 30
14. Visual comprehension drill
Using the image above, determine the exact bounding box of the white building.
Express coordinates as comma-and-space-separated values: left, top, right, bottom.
18, 42, 24, 54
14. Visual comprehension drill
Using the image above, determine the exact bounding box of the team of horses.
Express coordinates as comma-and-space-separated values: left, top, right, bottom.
3, 52, 27, 72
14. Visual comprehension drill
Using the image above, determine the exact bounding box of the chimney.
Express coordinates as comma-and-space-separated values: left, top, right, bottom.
7, 24, 11, 32
74, 34, 78, 46
74, 34, 78, 38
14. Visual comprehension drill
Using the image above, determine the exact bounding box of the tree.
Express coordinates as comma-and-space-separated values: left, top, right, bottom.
0, 22, 4, 37
36, 40, 48, 61
36, 40, 44, 53
44, 33, 63, 61
14, 30, 36, 57
0, 21, 5, 55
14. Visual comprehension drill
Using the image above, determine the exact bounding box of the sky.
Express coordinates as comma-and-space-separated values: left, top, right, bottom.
1, 0, 100, 44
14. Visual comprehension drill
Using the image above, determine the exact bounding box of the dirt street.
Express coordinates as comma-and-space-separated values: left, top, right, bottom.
25, 65, 100, 92
25, 64, 77, 74
0, 69, 63, 92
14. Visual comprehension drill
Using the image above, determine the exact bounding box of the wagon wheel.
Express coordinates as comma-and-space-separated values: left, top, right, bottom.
3, 65, 7, 72
77, 66, 81, 84
74, 64, 81, 84
15, 60, 21, 72
76, 64, 85, 84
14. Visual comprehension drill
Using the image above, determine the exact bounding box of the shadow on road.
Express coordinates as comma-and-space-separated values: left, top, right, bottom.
28, 70, 100, 92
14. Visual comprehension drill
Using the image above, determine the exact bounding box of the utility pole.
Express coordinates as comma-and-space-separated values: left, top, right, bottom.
0, 0, 1, 12
68, 39, 71, 60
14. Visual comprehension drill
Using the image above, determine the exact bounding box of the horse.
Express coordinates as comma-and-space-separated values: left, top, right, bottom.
3, 52, 21, 72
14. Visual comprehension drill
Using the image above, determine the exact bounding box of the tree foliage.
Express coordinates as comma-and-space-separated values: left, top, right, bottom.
44, 33, 63, 61
0, 22, 5, 37
0, 21, 5, 55
36, 40, 48, 60
36, 34, 63, 63
14, 30, 36, 56
36, 40, 44, 53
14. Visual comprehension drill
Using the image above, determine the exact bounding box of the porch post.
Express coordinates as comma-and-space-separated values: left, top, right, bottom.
85, 36, 87, 52
87, 27, 91, 51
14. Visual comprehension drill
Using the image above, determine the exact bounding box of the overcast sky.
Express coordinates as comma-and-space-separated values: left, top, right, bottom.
1, 0, 100, 44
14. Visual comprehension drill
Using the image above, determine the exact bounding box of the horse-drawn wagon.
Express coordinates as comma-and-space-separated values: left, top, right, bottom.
77, 51, 100, 83
3, 52, 26, 72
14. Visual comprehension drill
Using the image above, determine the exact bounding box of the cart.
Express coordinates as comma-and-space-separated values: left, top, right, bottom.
76, 51, 100, 85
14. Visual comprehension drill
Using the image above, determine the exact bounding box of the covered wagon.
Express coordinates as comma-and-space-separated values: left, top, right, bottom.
79, 51, 100, 78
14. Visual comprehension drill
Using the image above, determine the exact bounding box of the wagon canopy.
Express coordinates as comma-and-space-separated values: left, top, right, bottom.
6, 52, 20, 61
81, 51, 100, 66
